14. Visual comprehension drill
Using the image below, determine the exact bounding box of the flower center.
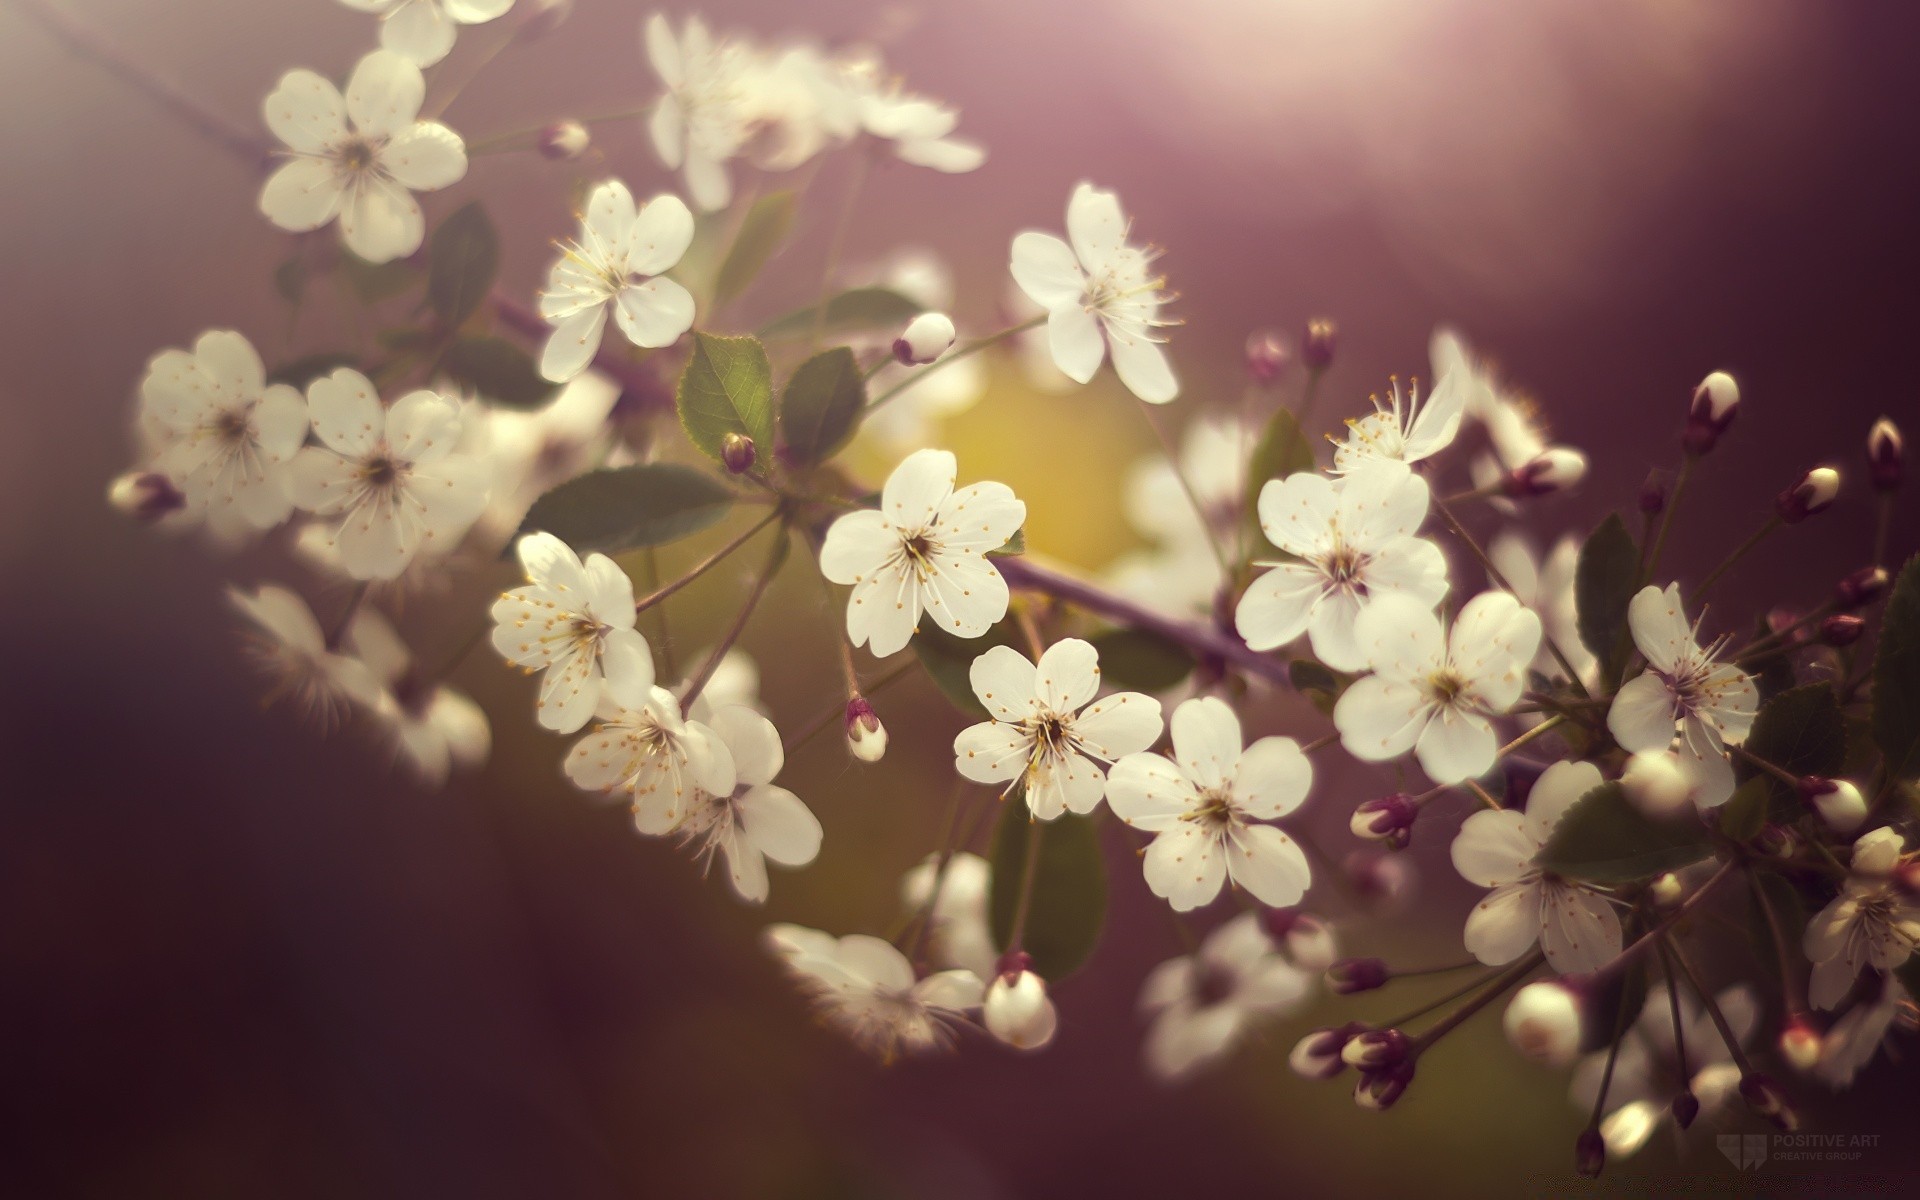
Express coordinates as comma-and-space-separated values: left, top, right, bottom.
1322, 542, 1366, 588
361, 455, 403, 490
1425, 670, 1468, 708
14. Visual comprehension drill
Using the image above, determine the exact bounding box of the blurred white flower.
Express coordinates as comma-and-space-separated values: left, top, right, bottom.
1010, 183, 1178, 404
1139, 913, 1310, 1082
840, 54, 985, 172
1331, 374, 1464, 473
984, 968, 1057, 1051
1432, 327, 1585, 509
1334, 591, 1540, 784
671, 704, 821, 903
346, 607, 490, 785
1107, 697, 1312, 911
137, 331, 308, 538
259, 50, 466, 263
288, 370, 490, 580
490, 532, 655, 733
763, 926, 983, 1062
1816, 976, 1910, 1088
1488, 530, 1595, 686
644, 14, 756, 211
1804, 827, 1919, 1010
563, 685, 736, 833
954, 638, 1163, 820
538, 180, 695, 382
1569, 983, 1757, 1158
229, 583, 382, 726
1607, 584, 1757, 810
899, 852, 997, 980
1108, 414, 1252, 618
480, 369, 622, 536
337, 0, 515, 67
1235, 460, 1448, 671
819, 449, 1024, 657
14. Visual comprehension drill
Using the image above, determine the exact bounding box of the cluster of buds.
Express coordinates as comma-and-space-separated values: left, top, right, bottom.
1682, 370, 1739, 454
1289, 1022, 1369, 1080
1776, 466, 1841, 524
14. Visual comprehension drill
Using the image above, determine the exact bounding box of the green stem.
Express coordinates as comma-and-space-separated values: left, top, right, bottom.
866, 315, 1047, 413
1004, 820, 1047, 955
679, 525, 788, 710
1433, 497, 1591, 697
1662, 935, 1756, 1076
1692, 516, 1781, 605
1642, 454, 1696, 586
632, 509, 781, 615
1409, 951, 1543, 1055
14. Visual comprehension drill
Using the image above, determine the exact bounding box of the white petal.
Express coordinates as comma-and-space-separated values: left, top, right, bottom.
1105, 753, 1197, 832
1523, 760, 1604, 845
710, 704, 782, 787
1143, 822, 1226, 912
1107, 329, 1177, 404
953, 721, 1031, 785
263, 69, 347, 153
599, 628, 657, 712
920, 552, 1010, 639
1608, 673, 1677, 754
385, 389, 461, 459
1450, 809, 1535, 888
613, 277, 695, 349
737, 784, 822, 867
1333, 675, 1428, 763
1463, 881, 1542, 965
881, 449, 956, 530
1072, 692, 1163, 760
1232, 736, 1311, 820
344, 50, 425, 137
1224, 825, 1310, 908
1626, 583, 1693, 674
259, 158, 345, 232
1035, 637, 1101, 714
968, 645, 1038, 722
819, 509, 896, 584
627, 193, 696, 276
540, 305, 609, 383
1065, 182, 1128, 274
1233, 565, 1321, 654
1007, 232, 1083, 309
381, 0, 459, 65
340, 178, 425, 264
1540, 882, 1622, 974
1169, 696, 1241, 792
1414, 711, 1496, 784
1046, 303, 1104, 385
305, 368, 384, 456
383, 122, 467, 190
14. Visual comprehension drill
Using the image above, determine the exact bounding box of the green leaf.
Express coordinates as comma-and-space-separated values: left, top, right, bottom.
1088, 629, 1195, 692
912, 621, 1020, 718
1897, 955, 1920, 1000
1289, 659, 1345, 716
1575, 513, 1638, 667
1243, 408, 1317, 530
341, 250, 420, 303
713, 190, 798, 307
988, 528, 1025, 557
677, 332, 775, 467
777, 346, 865, 466
1872, 556, 1920, 779
1716, 777, 1770, 842
1581, 924, 1647, 1053
1536, 782, 1712, 883
512, 464, 737, 558
988, 802, 1107, 980
756, 287, 925, 340
427, 202, 498, 327
443, 335, 558, 410
266, 353, 359, 388
274, 257, 307, 306
1739, 683, 1845, 811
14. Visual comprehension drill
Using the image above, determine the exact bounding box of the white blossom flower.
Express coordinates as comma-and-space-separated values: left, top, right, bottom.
336, 0, 515, 67
563, 686, 736, 833
346, 607, 490, 785
763, 926, 983, 1062
1234, 460, 1449, 671
1570, 983, 1757, 1158
1816, 976, 1910, 1088
1432, 327, 1584, 510
479, 369, 622, 537
288, 370, 490, 580
538, 180, 696, 382
137, 331, 309, 538
1450, 760, 1621, 973
735, 46, 860, 171
953, 639, 1163, 820
1607, 584, 1758, 810
1139, 913, 1310, 1082
1009, 183, 1178, 404
694, 648, 763, 714
819, 449, 1024, 658
490, 532, 655, 733
1107, 697, 1312, 911
1489, 530, 1596, 686
669, 704, 821, 903
643, 14, 756, 211
229, 583, 382, 726
1805, 827, 1920, 1010
840, 55, 985, 173
1331, 374, 1465, 473
1109, 415, 1252, 618
899, 852, 997, 980
259, 50, 467, 263
1333, 591, 1541, 784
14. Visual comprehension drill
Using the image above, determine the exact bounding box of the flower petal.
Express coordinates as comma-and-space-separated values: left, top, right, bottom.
1463, 881, 1542, 965
383, 121, 467, 190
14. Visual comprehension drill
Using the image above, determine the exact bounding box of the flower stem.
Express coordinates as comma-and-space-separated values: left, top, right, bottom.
1729, 744, 1801, 788
1662, 934, 1756, 1076
1432, 497, 1591, 698
1586, 858, 1738, 982
1135, 399, 1231, 574
1692, 516, 1782, 606
1642, 453, 1696, 587
679, 524, 788, 710
1374, 965, 1508, 1030
1746, 865, 1806, 1017
1586, 964, 1639, 1135
1005, 819, 1047, 954
810, 149, 872, 350
1409, 951, 1544, 1056
866, 316, 1047, 413
639, 547, 679, 680
632, 509, 782, 615
780, 656, 916, 757
1655, 938, 1692, 1086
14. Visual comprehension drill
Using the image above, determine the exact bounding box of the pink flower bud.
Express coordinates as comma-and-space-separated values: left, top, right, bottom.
1868, 417, 1903, 491
538, 121, 590, 161
1505, 448, 1588, 498
1340, 1026, 1408, 1069
893, 312, 956, 365
1800, 777, 1867, 833
1350, 793, 1418, 847
1574, 1128, 1606, 1177
107, 471, 186, 521
1638, 472, 1667, 515
1289, 1023, 1366, 1080
984, 968, 1057, 1051
1683, 370, 1739, 454
1776, 466, 1840, 523
721, 432, 756, 474
1820, 614, 1866, 647
1302, 318, 1337, 371
1779, 1017, 1822, 1073
1353, 1060, 1414, 1111
1670, 1091, 1700, 1129
1836, 565, 1889, 609
1503, 981, 1584, 1067
1244, 329, 1290, 384
1326, 957, 1390, 995
844, 696, 887, 763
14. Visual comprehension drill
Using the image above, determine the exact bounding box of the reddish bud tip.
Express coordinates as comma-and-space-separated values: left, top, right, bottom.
1836, 565, 1889, 609
1868, 417, 1904, 491
1245, 329, 1291, 384
1575, 1128, 1606, 1177
1302, 318, 1337, 371
721, 432, 756, 474
1819, 613, 1866, 647
1326, 957, 1391, 995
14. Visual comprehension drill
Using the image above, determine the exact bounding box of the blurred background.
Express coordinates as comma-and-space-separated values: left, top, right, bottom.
2, 0, 1917, 1195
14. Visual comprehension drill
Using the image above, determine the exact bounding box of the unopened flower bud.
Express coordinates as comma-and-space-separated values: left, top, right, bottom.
1505, 448, 1588, 498
538, 120, 590, 161
1638, 472, 1666, 515
1739, 1073, 1798, 1131
1326, 957, 1390, 995
1290, 1023, 1365, 1080
1267, 910, 1337, 971
1344, 849, 1415, 908
1341, 1027, 1409, 1069
893, 312, 956, 365
1648, 872, 1684, 908
1353, 1060, 1414, 1111
1753, 822, 1796, 859
108, 470, 185, 521
1245, 329, 1290, 384
721, 432, 756, 474
1504, 981, 1584, 1067
1779, 1017, 1822, 1073
1621, 751, 1693, 820
1574, 1128, 1606, 1178
1836, 565, 1889, 609
1801, 777, 1867, 833
1868, 417, 1904, 491
1777, 466, 1841, 523
1670, 1091, 1700, 1129
1350, 794, 1418, 847
1683, 370, 1740, 454
1302, 318, 1337, 371
984, 967, 1057, 1051
1820, 614, 1866, 647
516, 0, 573, 41
844, 696, 886, 763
